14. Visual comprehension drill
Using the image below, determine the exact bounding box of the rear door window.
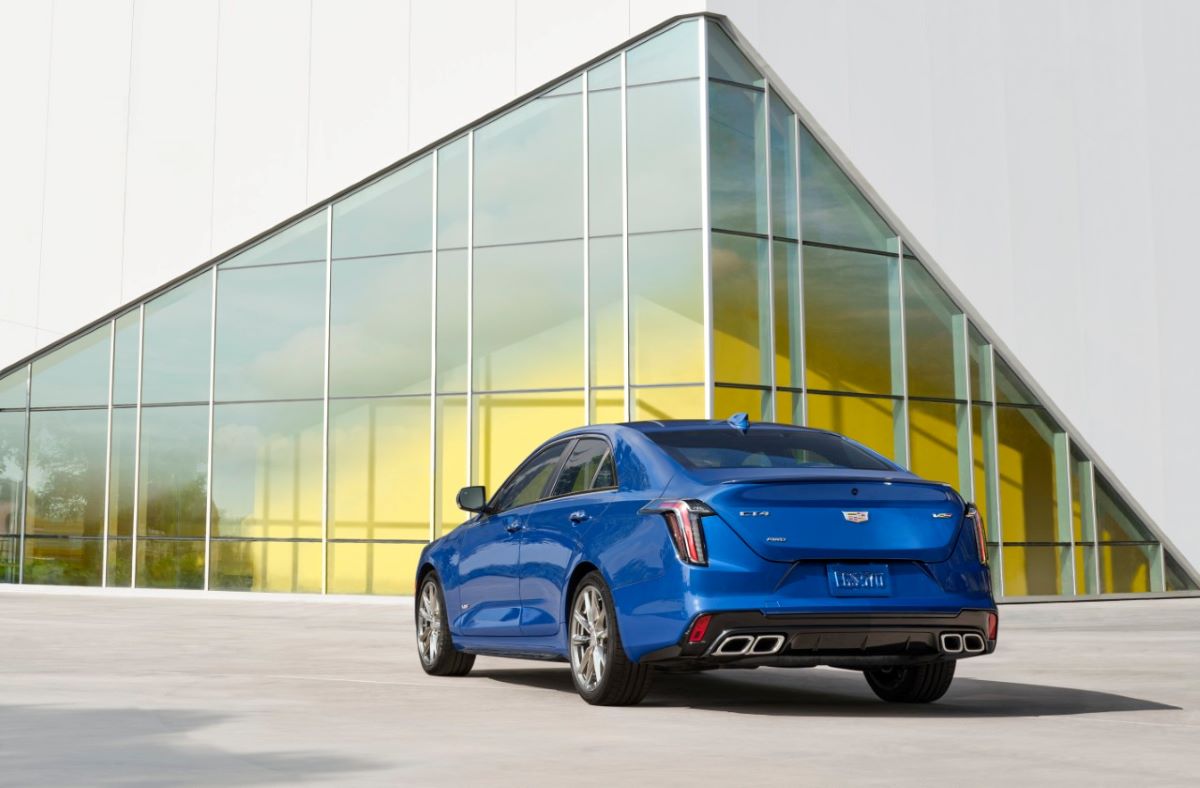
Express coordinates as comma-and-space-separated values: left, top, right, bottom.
550, 438, 616, 497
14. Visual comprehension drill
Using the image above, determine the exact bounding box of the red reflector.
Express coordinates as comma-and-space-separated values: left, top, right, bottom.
688, 614, 712, 643
986, 612, 998, 640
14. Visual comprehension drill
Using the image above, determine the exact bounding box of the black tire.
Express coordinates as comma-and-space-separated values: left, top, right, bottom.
864, 661, 956, 703
569, 572, 653, 706
416, 574, 475, 677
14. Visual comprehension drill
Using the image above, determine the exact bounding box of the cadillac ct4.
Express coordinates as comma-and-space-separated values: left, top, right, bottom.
414, 417, 997, 706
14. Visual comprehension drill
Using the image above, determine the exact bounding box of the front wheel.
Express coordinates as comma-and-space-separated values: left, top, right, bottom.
569, 572, 653, 706
416, 575, 475, 676
864, 661, 956, 703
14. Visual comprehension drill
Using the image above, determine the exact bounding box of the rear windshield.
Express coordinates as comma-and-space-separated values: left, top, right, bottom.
647, 428, 895, 471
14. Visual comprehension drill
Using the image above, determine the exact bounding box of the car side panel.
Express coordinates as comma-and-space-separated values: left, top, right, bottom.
519, 493, 609, 636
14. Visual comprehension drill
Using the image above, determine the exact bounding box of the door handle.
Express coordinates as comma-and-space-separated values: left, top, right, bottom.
569, 511, 590, 524
505, 520, 524, 533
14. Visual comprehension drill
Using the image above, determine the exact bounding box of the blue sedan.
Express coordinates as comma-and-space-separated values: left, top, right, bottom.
415, 417, 997, 706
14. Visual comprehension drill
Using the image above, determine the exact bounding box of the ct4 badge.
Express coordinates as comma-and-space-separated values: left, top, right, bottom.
739, 511, 770, 517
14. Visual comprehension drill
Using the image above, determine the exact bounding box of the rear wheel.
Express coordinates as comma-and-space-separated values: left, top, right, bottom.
569, 572, 653, 706
864, 661, 956, 703
416, 575, 475, 676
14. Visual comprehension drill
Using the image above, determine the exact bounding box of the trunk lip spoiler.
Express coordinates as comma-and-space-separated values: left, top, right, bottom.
717, 475, 951, 489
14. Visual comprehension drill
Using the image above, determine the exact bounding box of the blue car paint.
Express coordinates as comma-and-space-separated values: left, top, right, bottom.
417, 421, 995, 663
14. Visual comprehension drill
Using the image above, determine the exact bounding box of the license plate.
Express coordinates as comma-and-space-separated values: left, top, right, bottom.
827, 563, 891, 596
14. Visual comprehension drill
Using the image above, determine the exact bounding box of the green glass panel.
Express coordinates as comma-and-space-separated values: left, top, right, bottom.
437, 137, 468, 249
903, 260, 961, 400
800, 125, 894, 252
589, 237, 623, 388
996, 406, 1060, 543
772, 241, 803, 392
332, 155, 432, 259
1095, 475, 1155, 542
222, 211, 327, 269
713, 232, 770, 386
473, 241, 583, 391
108, 408, 136, 540
1166, 551, 1199, 591
137, 405, 208, 540
214, 262, 325, 401
588, 57, 619, 90
626, 19, 697, 85
968, 324, 993, 403
23, 537, 102, 587
211, 401, 323, 540
112, 310, 140, 405
706, 20, 762, 87
435, 249, 468, 393
137, 539, 204, 590
629, 230, 704, 385
475, 92, 582, 246
709, 80, 766, 235
995, 355, 1038, 405
142, 272, 212, 404
106, 537, 131, 587
0, 410, 26, 582
627, 80, 700, 234
25, 409, 108, 540
543, 75, 582, 97
330, 253, 431, 397
0, 366, 27, 409
769, 92, 798, 240
588, 86, 621, 237
30, 326, 110, 408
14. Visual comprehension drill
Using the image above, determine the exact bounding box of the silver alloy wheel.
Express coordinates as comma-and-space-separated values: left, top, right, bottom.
570, 585, 609, 692
417, 580, 442, 666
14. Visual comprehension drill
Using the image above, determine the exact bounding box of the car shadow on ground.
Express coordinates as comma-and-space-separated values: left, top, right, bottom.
471, 665, 1181, 718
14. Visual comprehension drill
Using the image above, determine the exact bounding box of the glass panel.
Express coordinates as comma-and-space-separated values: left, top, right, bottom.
806, 393, 899, 461
473, 241, 584, 391
590, 389, 624, 424
626, 19, 697, 85
1002, 545, 1068, 597
776, 390, 802, 426
1075, 545, 1097, 596
137, 405, 208, 540
435, 249, 468, 392
589, 237, 623, 388
627, 80, 700, 234
588, 85, 621, 237
968, 324, 993, 403
994, 355, 1037, 405
142, 272, 213, 404
1095, 475, 1155, 542
211, 402, 323, 540
588, 57, 619, 90
30, 326, 110, 408
22, 537, 102, 586
908, 400, 965, 489
800, 125, 894, 252
709, 80, 766, 235
972, 404, 997, 537
136, 539, 204, 590
330, 397, 430, 542
773, 241, 802, 391
769, 93, 798, 239
332, 156, 432, 259
434, 395, 467, 535
0, 411, 26, 583
106, 538, 131, 587
112, 310, 140, 405
543, 75, 582, 97
713, 233, 770, 386
706, 20, 762, 87
107, 408, 136, 586
327, 542, 424, 595
1099, 545, 1153, 594
222, 211, 327, 268
26, 409, 108, 539
633, 386, 704, 421
1071, 450, 1091, 543
330, 253, 431, 397
713, 385, 771, 422
491, 441, 571, 513
475, 93, 582, 246
1165, 551, 1199, 591
0, 366, 28, 409
630, 231, 703, 385
209, 540, 322, 593
474, 391, 584, 497
996, 406, 1060, 543
214, 262, 325, 401
904, 260, 961, 400
551, 438, 612, 496
437, 137, 469, 249
803, 245, 897, 395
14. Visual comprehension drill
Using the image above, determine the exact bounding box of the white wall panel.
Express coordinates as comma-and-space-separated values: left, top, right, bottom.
514, 0, 629, 95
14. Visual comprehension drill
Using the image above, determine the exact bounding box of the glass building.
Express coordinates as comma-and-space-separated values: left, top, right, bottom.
0, 16, 1194, 599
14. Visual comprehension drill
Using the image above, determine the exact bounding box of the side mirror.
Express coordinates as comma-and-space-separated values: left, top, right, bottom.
456, 485, 488, 513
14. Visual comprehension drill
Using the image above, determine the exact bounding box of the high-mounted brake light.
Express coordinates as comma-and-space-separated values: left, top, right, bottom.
641, 499, 714, 566
966, 504, 988, 565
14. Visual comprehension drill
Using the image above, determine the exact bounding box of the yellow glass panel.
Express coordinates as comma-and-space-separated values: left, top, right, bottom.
435, 396, 467, 535
209, 540, 322, 593
633, 386, 704, 421
712, 233, 769, 386
330, 398, 430, 541
908, 400, 960, 489
474, 391, 585, 501
327, 542, 425, 595
806, 393, 897, 461
971, 405, 995, 539
590, 389, 625, 425
773, 241, 802, 390
1071, 457, 1086, 543
589, 237, 624, 387
776, 390, 803, 426
1099, 545, 1151, 594
1074, 545, 1096, 595
713, 386, 770, 422
629, 231, 704, 384
1001, 546, 1066, 597
996, 406, 1058, 543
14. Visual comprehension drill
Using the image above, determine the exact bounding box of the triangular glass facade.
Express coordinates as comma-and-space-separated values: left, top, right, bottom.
0, 15, 1194, 597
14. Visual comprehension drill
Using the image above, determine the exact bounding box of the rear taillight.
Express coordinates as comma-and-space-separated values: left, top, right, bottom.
966, 504, 988, 565
642, 499, 713, 566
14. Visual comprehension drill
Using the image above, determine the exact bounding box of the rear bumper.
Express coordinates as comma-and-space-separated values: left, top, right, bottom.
639, 608, 997, 669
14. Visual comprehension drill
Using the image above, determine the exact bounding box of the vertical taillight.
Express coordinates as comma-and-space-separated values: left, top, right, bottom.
642, 499, 713, 566
966, 504, 988, 565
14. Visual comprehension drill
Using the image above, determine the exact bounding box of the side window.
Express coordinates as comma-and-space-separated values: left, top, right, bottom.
550, 438, 616, 497
491, 442, 569, 513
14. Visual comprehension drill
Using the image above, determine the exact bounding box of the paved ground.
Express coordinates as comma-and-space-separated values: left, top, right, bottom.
0, 589, 1197, 787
